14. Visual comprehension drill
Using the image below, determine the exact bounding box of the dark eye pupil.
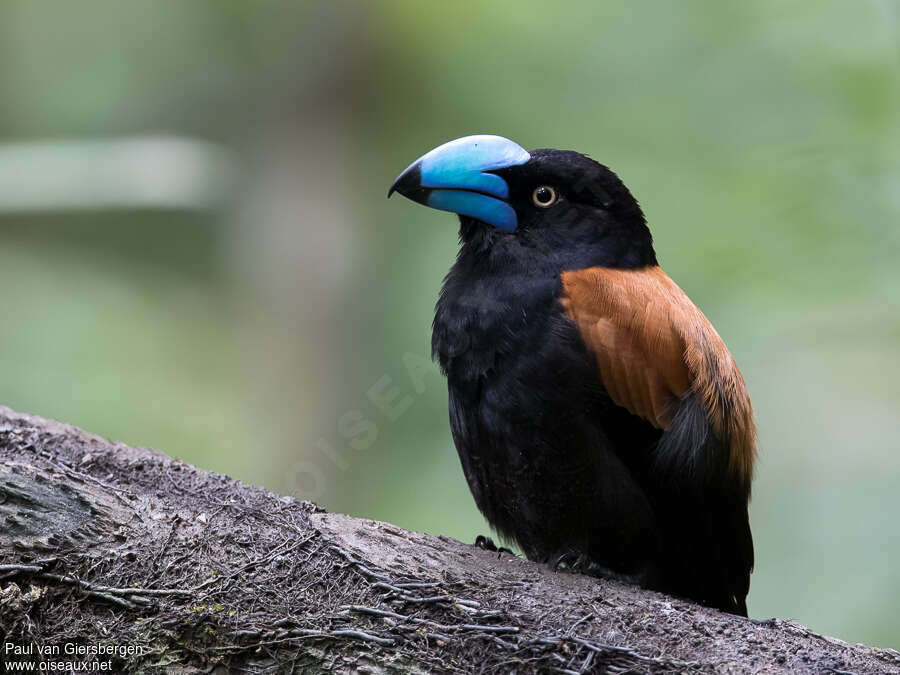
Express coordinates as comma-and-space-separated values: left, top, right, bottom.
536, 187, 552, 203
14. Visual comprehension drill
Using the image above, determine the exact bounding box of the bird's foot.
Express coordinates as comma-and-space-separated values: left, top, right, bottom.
474, 535, 514, 555
552, 551, 604, 574
551, 551, 649, 586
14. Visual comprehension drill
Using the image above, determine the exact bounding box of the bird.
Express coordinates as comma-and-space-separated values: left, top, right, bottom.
388, 135, 756, 615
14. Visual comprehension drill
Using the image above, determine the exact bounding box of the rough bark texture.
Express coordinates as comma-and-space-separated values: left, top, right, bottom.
0, 405, 897, 674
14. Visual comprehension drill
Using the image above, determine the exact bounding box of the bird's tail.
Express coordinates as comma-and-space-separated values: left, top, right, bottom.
653, 393, 754, 615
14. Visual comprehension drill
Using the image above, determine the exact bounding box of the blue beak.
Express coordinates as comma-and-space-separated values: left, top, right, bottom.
388, 135, 530, 231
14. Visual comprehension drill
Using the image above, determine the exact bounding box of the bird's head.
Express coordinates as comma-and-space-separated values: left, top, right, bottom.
389, 135, 656, 269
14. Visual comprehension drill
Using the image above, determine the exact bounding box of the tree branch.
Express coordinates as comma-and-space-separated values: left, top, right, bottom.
0, 405, 897, 673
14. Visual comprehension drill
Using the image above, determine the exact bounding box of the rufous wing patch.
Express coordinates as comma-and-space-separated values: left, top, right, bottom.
559, 265, 756, 482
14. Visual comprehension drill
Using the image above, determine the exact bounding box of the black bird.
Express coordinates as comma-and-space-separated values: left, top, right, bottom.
389, 135, 756, 615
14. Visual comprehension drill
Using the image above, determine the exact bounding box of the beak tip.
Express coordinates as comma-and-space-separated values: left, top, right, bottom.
388, 162, 422, 202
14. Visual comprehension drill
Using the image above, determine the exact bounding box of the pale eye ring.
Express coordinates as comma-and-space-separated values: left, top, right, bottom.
532, 185, 558, 207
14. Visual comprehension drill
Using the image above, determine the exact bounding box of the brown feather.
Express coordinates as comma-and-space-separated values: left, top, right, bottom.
560, 265, 756, 482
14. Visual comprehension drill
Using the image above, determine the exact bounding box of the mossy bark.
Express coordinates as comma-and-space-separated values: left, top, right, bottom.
0, 406, 897, 673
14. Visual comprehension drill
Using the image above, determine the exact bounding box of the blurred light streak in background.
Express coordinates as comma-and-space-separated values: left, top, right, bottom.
0, 137, 236, 212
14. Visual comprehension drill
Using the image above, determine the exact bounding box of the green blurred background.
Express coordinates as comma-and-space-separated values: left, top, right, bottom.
1, 0, 898, 648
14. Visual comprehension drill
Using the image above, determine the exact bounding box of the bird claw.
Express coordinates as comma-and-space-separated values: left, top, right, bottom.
552, 551, 590, 572
551, 551, 647, 585
474, 535, 513, 555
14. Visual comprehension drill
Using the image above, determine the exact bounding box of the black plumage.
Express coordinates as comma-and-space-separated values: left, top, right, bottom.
391, 140, 756, 615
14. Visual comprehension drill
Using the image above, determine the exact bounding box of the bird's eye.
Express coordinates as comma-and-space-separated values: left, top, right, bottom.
532, 186, 558, 208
